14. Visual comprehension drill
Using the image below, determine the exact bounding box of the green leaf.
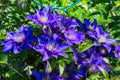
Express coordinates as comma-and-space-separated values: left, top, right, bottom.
5, 69, 15, 78
98, 66, 109, 80
34, 56, 41, 67
50, 59, 57, 70
103, 58, 109, 64
87, 72, 100, 80
89, 12, 101, 16
110, 76, 120, 80
58, 60, 65, 76
62, 0, 67, 7
64, 48, 73, 53
0, 54, 8, 64
78, 40, 93, 53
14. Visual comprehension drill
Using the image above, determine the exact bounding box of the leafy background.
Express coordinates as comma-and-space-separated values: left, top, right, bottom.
0, 0, 120, 80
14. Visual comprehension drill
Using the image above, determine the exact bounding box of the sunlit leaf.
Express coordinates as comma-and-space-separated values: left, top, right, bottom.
0, 54, 8, 64
98, 66, 109, 80
58, 60, 65, 76
78, 40, 93, 53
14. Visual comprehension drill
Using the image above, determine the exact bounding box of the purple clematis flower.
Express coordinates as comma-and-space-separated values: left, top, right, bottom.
88, 27, 115, 44
76, 18, 97, 32
64, 29, 85, 45
73, 46, 110, 73
51, 12, 85, 45
26, 7, 52, 26
62, 64, 87, 80
72, 47, 89, 67
53, 12, 78, 33
115, 45, 120, 59
87, 27, 116, 52
33, 34, 69, 61
2, 25, 36, 54
90, 52, 110, 72
89, 47, 110, 72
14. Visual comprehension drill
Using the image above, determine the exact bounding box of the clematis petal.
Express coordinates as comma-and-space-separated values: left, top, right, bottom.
72, 47, 79, 63
95, 27, 104, 38
33, 45, 44, 54
32, 71, 43, 80
26, 14, 37, 22
84, 18, 90, 27
3, 41, 13, 52
38, 36, 48, 45
69, 21, 79, 28
115, 45, 120, 59
102, 44, 111, 53
13, 44, 21, 54
91, 19, 97, 27
58, 43, 70, 51
106, 39, 116, 44
76, 66, 86, 78
44, 7, 50, 15
21, 42, 31, 50
42, 53, 51, 61
59, 52, 68, 58
87, 31, 98, 40
36, 9, 42, 19
7, 32, 14, 39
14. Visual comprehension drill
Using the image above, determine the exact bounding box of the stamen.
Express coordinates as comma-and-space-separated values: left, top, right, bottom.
39, 15, 48, 23
46, 43, 57, 51
14, 32, 25, 43
98, 35, 106, 43
68, 33, 75, 39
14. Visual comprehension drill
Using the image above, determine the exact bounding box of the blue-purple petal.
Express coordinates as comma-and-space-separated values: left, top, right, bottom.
3, 40, 13, 52
32, 71, 43, 80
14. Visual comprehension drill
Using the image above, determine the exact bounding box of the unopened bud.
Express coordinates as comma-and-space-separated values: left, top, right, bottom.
46, 61, 52, 73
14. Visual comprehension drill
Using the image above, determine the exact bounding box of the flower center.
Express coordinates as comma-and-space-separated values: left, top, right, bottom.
39, 15, 48, 23
101, 49, 107, 54
98, 35, 106, 43
46, 43, 57, 52
13, 32, 25, 43
68, 33, 75, 39
89, 25, 94, 30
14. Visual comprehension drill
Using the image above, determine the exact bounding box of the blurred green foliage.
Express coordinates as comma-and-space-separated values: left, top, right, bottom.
0, 0, 120, 80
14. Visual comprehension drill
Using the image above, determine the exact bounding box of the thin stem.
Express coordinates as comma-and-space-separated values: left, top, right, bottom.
47, 73, 49, 80
8, 64, 24, 77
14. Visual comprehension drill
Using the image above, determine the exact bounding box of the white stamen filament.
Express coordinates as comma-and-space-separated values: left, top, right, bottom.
98, 35, 106, 43
68, 33, 75, 39
39, 15, 48, 23
89, 25, 94, 30
46, 43, 57, 51
14, 33, 25, 43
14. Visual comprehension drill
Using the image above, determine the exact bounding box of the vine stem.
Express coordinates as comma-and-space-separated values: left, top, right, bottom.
7, 64, 24, 77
